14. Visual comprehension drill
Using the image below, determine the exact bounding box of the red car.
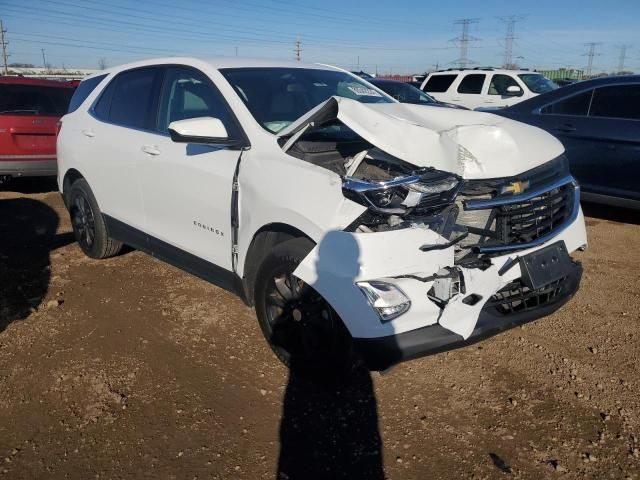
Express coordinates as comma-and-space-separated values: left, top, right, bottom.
0, 76, 75, 181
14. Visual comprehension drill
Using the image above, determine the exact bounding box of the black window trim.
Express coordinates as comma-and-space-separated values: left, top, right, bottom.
89, 64, 251, 148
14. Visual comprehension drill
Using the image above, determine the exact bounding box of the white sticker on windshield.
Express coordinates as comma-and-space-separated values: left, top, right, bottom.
347, 86, 382, 97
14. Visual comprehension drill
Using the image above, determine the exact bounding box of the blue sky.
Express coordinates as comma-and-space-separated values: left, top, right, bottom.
2, 0, 639, 73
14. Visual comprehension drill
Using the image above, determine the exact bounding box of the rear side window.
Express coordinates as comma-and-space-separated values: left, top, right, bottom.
457, 74, 486, 94
589, 84, 640, 120
94, 68, 162, 130
423, 74, 457, 93
67, 74, 106, 113
0, 84, 73, 116
541, 90, 593, 116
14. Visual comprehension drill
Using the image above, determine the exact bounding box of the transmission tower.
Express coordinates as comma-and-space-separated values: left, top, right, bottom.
583, 42, 601, 77
615, 44, 632, 73
0, 19, 9, 75
499, 15, 525, 69
451, 18, 479, 68
294, 38, 302, 62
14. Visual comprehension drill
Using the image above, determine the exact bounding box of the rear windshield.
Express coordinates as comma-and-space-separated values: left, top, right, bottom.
0, 84, 73, 116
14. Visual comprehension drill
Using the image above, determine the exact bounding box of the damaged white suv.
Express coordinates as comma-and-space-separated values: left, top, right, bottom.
58, 58, 587, 372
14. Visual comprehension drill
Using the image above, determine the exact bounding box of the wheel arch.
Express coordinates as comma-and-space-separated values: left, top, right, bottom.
241, 222, 315, 306
62, 168, 85, 207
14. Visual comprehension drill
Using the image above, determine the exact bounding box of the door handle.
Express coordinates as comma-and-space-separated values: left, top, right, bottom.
82, 129, 95, 138
141, 145, 161, 156
555, 124, 576, 133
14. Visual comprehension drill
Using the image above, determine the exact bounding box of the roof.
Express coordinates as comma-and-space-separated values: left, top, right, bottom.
84, 56, 340, 80
0, 75, 76, 88
429, 68, 534, 75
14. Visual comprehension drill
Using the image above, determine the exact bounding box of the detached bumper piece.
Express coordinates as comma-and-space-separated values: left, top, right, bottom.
354, 260, 582, 371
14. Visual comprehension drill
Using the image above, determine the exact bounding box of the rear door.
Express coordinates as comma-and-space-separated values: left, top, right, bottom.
86, 67, 164, 231
584, 84, 640, 200
138, 65, 243, 270
0, 83, 72, 161
452, 73, 486, 109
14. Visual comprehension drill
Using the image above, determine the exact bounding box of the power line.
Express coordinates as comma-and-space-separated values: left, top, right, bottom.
451, 18, 479, 68
0, 19, 9, 74
583, 42, 602, 77
615, 44, 632, 73
499, 15, 525, 69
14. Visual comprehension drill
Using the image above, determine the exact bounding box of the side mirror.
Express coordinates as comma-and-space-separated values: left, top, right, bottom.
168, 117, 235, 145
506, 85, 523, 96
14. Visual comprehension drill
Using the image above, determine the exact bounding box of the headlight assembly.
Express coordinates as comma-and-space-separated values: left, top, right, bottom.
357, 280, 411, 322
343, 169, 461, 215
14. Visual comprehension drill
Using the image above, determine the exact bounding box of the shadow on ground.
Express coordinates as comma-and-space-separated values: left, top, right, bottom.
0, 176, 59, 194
0, 197, 74, 332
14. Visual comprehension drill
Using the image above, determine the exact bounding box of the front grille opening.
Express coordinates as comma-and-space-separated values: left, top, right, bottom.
487, 277, 566, 315
497, 185, 572, 244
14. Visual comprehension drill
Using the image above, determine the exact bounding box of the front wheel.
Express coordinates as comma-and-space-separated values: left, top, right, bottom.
254, 237, 354, 375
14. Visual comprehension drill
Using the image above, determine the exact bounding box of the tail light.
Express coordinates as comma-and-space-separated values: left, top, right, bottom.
56, 120, 62, 137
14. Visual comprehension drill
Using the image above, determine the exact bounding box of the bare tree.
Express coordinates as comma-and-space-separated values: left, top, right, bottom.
98, 57, 108, 70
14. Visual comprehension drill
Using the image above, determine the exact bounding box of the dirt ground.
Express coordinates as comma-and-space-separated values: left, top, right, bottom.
0, 178, 639, 480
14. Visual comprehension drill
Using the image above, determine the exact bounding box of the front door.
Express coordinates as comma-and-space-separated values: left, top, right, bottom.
138, 66, 243, 270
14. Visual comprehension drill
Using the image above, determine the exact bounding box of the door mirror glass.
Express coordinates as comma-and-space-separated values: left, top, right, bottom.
168, 117, 230, 144
506, 85, 523, 95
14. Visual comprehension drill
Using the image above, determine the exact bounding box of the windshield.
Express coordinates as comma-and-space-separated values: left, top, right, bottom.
220, 67, 393, 133
518, 74, 558, 94
373, 81, 436, 105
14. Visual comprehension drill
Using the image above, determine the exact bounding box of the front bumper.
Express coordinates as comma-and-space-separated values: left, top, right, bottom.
355, 260, 582, 371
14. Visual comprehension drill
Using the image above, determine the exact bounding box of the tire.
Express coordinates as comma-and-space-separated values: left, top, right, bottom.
254, 237, 354, 376
68, 178, 122, 259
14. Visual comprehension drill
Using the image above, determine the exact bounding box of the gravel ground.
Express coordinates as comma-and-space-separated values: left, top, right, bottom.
0, 178, 639, 480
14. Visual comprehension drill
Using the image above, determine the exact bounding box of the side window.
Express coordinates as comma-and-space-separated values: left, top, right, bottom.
589, 84, 640, 120
157, 67, 236, 135
108, 68, 162, 129
540, 90, 593, 116
457, 74, 486, 94
68, 74, 106, 113
92, 78, 116, 121
488, 74, 520, 96
423, 74, 457, 93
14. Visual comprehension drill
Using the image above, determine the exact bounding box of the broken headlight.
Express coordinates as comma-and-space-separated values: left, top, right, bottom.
357, 280, 411, 322
343, 170, 461, 215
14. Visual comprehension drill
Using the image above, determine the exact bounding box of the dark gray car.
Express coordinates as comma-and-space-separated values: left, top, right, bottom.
493, 75, 640, 209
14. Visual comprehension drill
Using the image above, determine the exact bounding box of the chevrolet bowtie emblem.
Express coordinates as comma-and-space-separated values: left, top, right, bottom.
501, 180, 530, 195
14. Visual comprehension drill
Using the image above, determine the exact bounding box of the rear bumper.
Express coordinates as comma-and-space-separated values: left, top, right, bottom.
354, 260, 582, 371
0, 158, 57, 177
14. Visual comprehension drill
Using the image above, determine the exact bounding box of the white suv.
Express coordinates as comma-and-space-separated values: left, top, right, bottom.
420, 68, 558, 110
58, 57, 586, 373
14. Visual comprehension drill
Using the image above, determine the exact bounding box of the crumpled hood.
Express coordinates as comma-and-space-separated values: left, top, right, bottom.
278, 96, 565, 179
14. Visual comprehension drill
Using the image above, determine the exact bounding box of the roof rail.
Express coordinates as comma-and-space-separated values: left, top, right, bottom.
472, 66, 495, 71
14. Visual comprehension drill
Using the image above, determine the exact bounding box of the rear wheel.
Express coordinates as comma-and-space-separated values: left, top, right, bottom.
254, 237, 353, 375
68, 179, 122, 259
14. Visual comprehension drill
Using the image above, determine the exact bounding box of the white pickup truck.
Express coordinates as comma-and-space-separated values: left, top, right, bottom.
57, 58, 586, 374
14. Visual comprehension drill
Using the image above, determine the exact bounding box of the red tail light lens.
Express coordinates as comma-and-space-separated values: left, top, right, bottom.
56, 120, 62, 137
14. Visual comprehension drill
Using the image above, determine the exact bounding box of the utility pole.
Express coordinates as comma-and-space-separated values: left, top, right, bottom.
615, 44, 632, 73
451, 18, 479, 68
583, 42, 601, 78
41, 48, 47, 70
294, 38, 302, 62
499, 15, 525, 69
0, 19, 9, 75
235, 46, 238, 57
